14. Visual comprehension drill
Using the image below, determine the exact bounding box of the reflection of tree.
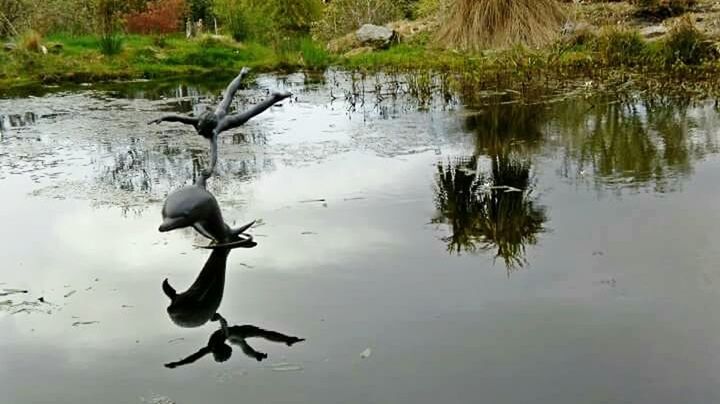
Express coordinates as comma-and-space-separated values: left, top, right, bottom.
553, 97, 719, 193
433, 102, 548, 271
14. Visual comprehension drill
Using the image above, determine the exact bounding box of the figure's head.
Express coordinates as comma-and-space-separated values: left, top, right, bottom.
212, 343, 232, 362
196, 110, 218, 139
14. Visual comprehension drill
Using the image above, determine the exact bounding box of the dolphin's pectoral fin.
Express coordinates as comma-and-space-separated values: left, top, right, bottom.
159, 216, 193, 232
162, 278, 177, 300
230, 220, 256, 237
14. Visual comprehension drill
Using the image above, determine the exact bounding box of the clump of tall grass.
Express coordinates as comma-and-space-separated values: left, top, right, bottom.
18, 29, 42, 52
436, 0, 566, 50
594, 27, 646, 66
97, 0, 124, 56
299, 37, 332, 68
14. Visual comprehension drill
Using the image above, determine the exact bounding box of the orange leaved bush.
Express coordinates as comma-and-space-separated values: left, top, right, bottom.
125, 0, 186, 34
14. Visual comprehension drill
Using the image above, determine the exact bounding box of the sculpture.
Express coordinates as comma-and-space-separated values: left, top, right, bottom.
162, 247, 233, 327
148, 67, 292, 176
159, 171, 257, 249
165, 313, 304, 368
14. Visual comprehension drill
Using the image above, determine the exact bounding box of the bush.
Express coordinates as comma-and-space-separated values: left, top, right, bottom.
213, 0, 276, 42
274, 0, 323, 33
632, 0, 695, 19
312, 0, 402, 41
125, 0, 186, 34
661, 16, 715, 65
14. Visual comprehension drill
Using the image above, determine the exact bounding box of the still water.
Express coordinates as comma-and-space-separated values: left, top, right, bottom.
2, 71, 720, 403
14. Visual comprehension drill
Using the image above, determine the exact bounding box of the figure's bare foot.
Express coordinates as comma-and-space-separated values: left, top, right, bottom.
287, 337, 305, 347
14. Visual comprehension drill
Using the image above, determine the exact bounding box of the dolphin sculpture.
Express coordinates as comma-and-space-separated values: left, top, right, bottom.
159, 172, 257, 249
164, 313, 305, 368
162, 247, 233, 327
148, 67, 292, 176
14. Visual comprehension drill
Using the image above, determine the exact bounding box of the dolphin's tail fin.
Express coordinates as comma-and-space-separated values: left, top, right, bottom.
162, 278, 177, 300
230, 220, 256, 237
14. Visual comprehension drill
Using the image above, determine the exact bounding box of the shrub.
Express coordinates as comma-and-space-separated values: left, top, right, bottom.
312, 0, 402, 41
213, 0, 277, 42
274, 0, 323, 33
125, 0, 186, 34
632, 0, 695, 20
661, 16, 715, 65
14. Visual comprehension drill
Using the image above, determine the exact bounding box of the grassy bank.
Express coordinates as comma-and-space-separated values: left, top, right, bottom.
0, 33, 333, 89
3, 22, 720, 97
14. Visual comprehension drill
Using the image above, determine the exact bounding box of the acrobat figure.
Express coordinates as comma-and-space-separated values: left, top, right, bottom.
164, 313, 305, 368
148, 67, 292, 176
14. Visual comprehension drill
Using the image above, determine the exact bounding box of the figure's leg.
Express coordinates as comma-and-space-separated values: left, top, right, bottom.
216, 91, 292, 134
201, 133, 219, 178
215, 67, 251, 118
235, 339, 268, 361
235, 325, 305, 347
148, 115, 199, 126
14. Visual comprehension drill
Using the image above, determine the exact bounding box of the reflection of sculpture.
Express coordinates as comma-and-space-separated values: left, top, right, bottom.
162, 247, 234, 327
165, 313, 304, 368
148, 67, 292, 176
159, 172, 256, 249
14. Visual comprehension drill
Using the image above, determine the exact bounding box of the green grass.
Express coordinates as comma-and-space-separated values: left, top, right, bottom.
3, 25, 720, 91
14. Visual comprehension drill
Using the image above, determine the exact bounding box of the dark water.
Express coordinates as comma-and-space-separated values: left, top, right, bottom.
2, 71, 720, 404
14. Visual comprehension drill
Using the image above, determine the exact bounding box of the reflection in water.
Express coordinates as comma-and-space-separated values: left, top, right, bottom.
433, 155, 547, 270
165, 313, 305, 368
0, 112, 37, 134
434, 103, 547, 270
552, 96, 720, 192
162, 248, 232, 328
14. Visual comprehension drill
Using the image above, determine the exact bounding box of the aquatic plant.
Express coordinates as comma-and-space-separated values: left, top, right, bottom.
436, 0, 566, 50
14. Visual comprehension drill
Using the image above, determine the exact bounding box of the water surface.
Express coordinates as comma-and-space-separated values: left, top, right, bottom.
2, 72, 720, 404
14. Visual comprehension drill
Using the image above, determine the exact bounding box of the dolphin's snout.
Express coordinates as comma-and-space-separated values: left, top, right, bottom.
159, 216, 192, 232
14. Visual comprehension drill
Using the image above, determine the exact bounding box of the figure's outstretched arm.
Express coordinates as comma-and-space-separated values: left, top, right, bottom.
216, 91, 292, 134
215, 67, 251, 118
148, 115, 199, 126
164, 347, 211, 368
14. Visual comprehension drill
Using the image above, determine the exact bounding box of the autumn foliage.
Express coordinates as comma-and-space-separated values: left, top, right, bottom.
125, 0, 186, 34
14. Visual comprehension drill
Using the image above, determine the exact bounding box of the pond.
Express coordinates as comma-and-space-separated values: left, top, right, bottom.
2, 71, 720, 404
